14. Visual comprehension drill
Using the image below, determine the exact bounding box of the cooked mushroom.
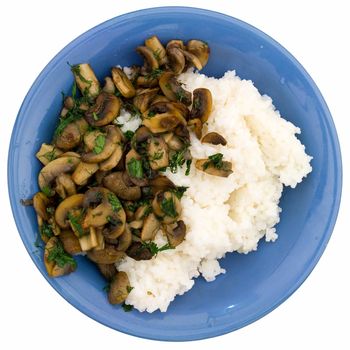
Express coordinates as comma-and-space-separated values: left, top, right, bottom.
134, 204, 151, 220
81, 125, 121, 163
97, 263, 117, 281
111, 67, 136, 98
182, 50, 203, 70
55, 173, 77, 198
55, 118, 89, 150
83, 129, 104, 151
95, 170, 110, 185
152, 191, 181, 224
136, 46, 159, 73
147, 136, 169, 170
60, 230, 82, 255
71, 161, 99, 185
125, 149, 148, 187
94, 227, 105, 251
131, 126, 152, 153
187, 118, 203, 139
166, 47, 185, 74
129, 220, 144, 229
102, 77, 116, 94
159, 72, 192, 106
145, 35, 167, 65
64, 96, 75, 110
38, 156, 80, 195
136, 75, 159, 88
55, 193, 84, 229
166, 40, 184, 50
117, 225, 133, 251
36, 144, 63, 165
44, 237, 76, 277
103, 171, 141, 201
162, 133, 184, 151
126, 242, 153, 261
133, 88, 159, 113
79, 226, 99, 251
87, 245, 125, 264
195, 154, 233, 177
33, 192, 50, 220
201, 132, 227, 145
149, 175, 176, 194
85, 92, 121, 127
108, 271, 131, 304
71, 63, 100, 99
151, 95, 170, 105
190, 88, 212, 123
140, 213, 160, 241
102, 209, 126, 240
99, 144, 123, 172
165, 220, 186, 247
186, 40, 210, 67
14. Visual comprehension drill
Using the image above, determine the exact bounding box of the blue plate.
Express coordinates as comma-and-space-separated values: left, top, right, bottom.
8, 7, 342, 341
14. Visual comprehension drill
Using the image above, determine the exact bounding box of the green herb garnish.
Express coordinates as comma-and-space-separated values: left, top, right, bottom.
185, 159, 192, 176
54, 112, 83, 137
122, 303, 133, 312
70, 64, 92, 86
169, 144, 191, 174
147, 110, 156, 118
93, 134, 106, 154
92, 112, 99, 121
160, 196, 177, 218
145, 68, 163, 81
127, 157, 144, 178
43, 148, 58, 162
175, 90, 186, 103
40, 222, 54, 239
203, 153, 224, 170
67, 211, 85, 237
41, 186, 53, 197
124, 130, 135, 141
171, 186, 188, 199
107, 193, 122, 212
47, 240, 77, 269
149, 151, 164, 162
141, 241, 174, 256
126, 286, 134, 293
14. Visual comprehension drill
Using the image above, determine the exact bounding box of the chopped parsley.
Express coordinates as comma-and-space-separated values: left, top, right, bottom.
103, 283, 111, 292
122, 303, 133, 312
123, 130, 134, 141
70, 64, 92, 86
43, 148, 58, 162
47, 240, 77, 269
147, 110, 156, 118
106, 215, 120, 226
40, 222, 54, 239
127, 157, 143, 178
149, 151, 164, 162
67, 211, 85, 237
175, 90, 187, 103
203, 153, 224, 170
93, 134, 106, 154
171, 186, 188, 199
54, 112, 83, 137
92, 112, 99, 121
41, 186, 53, 197
160, 196, 177, 218
145, 68, 163, 80
141, 241, 174, 256
169, 144, 191, 175
126, 286, 134, 293
107, 193, 122, 212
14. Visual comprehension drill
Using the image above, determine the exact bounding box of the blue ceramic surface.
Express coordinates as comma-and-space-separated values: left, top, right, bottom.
8, 7, 342, 341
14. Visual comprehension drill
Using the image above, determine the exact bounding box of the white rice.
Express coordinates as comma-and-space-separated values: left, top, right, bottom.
116, 70, 312, 313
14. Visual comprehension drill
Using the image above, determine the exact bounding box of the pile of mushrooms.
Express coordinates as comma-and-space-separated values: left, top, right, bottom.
31, 36, 233, 307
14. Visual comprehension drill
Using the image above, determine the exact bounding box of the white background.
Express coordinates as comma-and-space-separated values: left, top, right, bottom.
1, 1, 349, 349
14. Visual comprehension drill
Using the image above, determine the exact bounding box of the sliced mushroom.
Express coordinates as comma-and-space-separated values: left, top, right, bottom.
103, 172, 141, 201
79, 226, 99, 251
195, 158, 233, 177
163, 133, 184, 151
201, 132, 227, 145
126, 242, 153, 261
97, 263, 117, 281
147, 136, 169, 170
166, 47, 185, 74
87, 245, 125, 264
134, 204, 151, 220
102, 77, 116, 94
166, 40, 184, 50
187, 118, 203, 139
55, 173, 77, 198
165, 220, 186, 247
140, 213, 160, 241
136, 75, 159, 88
102, 209, 126, 240
81, 125, 121, 163
183, 50, 203, 70
136, 46, 159, 73
108, 271, 131, 305
133, 88, 159, 114
36, 144, 63, 165
95, 170, 110, 185
94, 227, 105, 251
131, 126, 152, 153
55, 118, 89, 150
33, 192, 50, 220
145, 35, 167, 65
60, 230, 82, 255
64, 96, 75, 110
190, 88, 212, 123
152, 191, 181, 224
151, 95, 170, 105
67, 207, 88, 237
149, 175, 176, 194
55, 193, 84, 229
111, 67, 136, 98
83, 129, 104, 151
159, 72, 192, 106
125, 149, 148, 187
117, 225, 133, 251
85, 92, 121, 127
72, 161, 99, 186
38, 156, 80, 195
129, 220, 144, 229
186, 40, 210, 68
99, 144, 123, 172
71, 63, 100, 99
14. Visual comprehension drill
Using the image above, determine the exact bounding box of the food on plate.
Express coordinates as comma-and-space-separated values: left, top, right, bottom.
30, 35, 312, 312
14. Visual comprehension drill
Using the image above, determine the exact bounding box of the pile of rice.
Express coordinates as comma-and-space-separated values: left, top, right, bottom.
115, 69, 312, 312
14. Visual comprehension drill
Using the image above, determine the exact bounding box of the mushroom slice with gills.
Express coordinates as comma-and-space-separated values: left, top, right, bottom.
129, 220, 143, 230
125, 149, 148, 187
38, 156, 80, 196
190, 88, 213, 123
108, 271, 131, 305
60, 230, 82, 255
131, 126, 152, 153
133, 88, 159, 114
152, 191, 181, 224
165, 220, 187, 247
44, 237, 77, 277
95, 170, 110, 185
163, 132, 184, 151
140, 213, 160, 241
99, 144, 123, 172
172, 102, 190, 120
166, 47, 185, 74
134, 204, 152, 220
55, 193, 84, 229
55, 118, 89, 151
188, 118, 203, 139
145, 35, 167, 65
124, 202, 135, 221
55, 173, 77, 198
33, 192, 50, 220
111, 67, 136, 98
182, 50, 203, 70
186, 40, 210, 68
201, 132, 227, 146
103, 171, 141, 201
174, 123, 190, 143
159, 72, 192, 106
87, 244, 125, 264
195, 155, 233, 178
150, 95, 170, 105
117, 225, 132, 251
36, 144, 63, 165
81, 125, 121, 163
147, 136, 169, 170
85, 92, 121, 127
79, 226, 99, 251
136, 75, 159, 88
57, 151, 81, 158
97, 263, 117, 281
71, 161, 99, 186
166, 39, 185, 50
71, 63, 100, 100
83, 129, 104, 151
126, 241, 153, 261
149, 175, 176, 195
103, 209, 126, 240
136, 46, 159, 73
102, 77, 116, 94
